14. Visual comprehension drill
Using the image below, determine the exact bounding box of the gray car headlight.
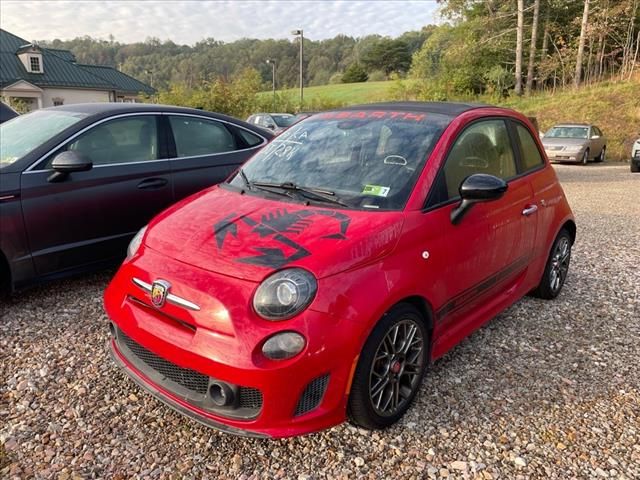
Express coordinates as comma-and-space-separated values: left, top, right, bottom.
253, 268, 317, 320
126, 225, 147, 260
564, 145, 583, 153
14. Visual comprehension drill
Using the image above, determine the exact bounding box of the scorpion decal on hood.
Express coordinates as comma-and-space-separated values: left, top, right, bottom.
214, 209, 351, 268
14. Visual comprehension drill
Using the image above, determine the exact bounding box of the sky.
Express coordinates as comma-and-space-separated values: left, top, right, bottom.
0, 0, 441, 45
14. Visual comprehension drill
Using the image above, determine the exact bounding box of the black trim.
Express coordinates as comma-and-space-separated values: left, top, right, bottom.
109, 339, 268, 438
435, 254, 530, 323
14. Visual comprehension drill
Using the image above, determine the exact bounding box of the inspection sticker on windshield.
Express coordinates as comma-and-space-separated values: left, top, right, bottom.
362, 185, 390, 197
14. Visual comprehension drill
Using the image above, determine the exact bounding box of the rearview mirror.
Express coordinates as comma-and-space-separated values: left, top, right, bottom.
451, 174, 508, 225
48, 150, 93, 182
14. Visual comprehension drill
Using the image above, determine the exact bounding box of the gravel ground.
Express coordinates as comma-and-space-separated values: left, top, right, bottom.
1, 163, 639, 479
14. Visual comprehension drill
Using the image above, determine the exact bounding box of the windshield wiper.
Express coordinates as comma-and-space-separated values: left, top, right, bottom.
252, 181, 349, 207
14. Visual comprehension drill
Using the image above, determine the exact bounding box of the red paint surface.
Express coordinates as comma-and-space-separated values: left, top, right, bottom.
104, 106, 574, 438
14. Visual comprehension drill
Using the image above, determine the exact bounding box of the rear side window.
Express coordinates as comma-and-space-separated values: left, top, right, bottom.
440, 119, 517, 201
169, 116, 237, 158
235, 128, 264, 148
515, 124, 544, 172
66, 116, 158, 166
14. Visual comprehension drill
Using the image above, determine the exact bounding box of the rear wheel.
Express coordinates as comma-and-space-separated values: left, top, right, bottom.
531, 229, 572, 299
596, 146, 606, 162
631, 161, 640, 173
348, 304, 428, 430
581, 149, 589, 165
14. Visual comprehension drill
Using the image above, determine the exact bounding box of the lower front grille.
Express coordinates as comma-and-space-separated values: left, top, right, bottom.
120, 331, 209, 394
294, 374, 329, 416
114, 327, 263, 419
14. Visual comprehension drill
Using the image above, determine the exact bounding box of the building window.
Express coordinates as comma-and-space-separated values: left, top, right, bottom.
30, 56, 41, 72
52, 98, 64, 106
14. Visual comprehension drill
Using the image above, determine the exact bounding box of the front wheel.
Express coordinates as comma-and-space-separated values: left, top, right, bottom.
348, 304, 428, 430
581, 149, 590, 165
531, 229, 572, 299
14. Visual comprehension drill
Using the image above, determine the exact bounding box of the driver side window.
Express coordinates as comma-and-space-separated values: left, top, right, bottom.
441, 120, 516, 201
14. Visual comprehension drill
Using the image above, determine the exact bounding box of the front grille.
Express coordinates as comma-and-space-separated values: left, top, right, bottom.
120, 331, 209, 394
294, 374, 329, 416
115, 328, 263, 419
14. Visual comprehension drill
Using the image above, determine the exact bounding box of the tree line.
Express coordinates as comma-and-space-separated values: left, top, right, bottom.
41, 0, 639, 115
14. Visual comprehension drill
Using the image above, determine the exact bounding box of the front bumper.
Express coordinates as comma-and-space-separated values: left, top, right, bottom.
545, 150, 583, 162
104, 248, 358, 438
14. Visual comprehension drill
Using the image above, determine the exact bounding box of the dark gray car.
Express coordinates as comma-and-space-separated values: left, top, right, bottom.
0, 103, 272, 291
542, 123, 607, 165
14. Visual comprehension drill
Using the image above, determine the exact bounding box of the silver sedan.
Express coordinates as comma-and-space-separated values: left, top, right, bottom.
542, 124, 607, 165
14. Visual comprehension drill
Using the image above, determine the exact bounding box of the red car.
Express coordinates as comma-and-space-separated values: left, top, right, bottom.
104, 102, 575, 438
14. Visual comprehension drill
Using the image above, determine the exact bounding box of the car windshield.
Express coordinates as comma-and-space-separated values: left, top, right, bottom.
0, 109, 88, 168
271, 114, 297, 127
544, 126, 589, 139
230, 110, 450, 210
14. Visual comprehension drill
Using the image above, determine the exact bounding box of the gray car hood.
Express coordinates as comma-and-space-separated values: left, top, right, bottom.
542, 137, 588, 148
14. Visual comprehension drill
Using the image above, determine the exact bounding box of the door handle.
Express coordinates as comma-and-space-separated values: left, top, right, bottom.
137, 178, 168, 190
522, 204, 538, 216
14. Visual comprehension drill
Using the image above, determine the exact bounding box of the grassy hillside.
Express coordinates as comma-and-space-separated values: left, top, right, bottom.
264, 78, 639, 161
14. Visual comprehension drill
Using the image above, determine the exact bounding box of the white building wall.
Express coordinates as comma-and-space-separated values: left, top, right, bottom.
41, 88, 111, 107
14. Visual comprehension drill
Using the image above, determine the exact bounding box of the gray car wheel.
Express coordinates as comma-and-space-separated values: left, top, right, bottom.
596, 146, 606, 163
581, 149, 589, 165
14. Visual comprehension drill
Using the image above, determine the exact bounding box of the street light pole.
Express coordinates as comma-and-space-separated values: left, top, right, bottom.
291, 29, 304, 106
266, 59, 276, 111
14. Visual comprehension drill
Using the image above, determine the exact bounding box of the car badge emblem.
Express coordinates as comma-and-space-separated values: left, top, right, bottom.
150, 279, 171, 308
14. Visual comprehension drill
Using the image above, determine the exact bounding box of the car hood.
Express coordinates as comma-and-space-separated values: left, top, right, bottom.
145, 186, 405, 281
542, 138, 587, 148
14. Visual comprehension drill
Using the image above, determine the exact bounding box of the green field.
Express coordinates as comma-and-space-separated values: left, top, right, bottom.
261, 80, 398, 104
263, 78, 639, 161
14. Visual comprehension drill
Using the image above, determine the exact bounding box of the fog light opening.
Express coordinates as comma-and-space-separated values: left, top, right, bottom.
209, 382, 234, 407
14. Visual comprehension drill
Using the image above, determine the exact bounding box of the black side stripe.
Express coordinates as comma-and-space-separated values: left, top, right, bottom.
435, 255, 530, 324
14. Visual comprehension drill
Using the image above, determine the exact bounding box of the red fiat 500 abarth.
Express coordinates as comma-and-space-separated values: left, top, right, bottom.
104, 102, 575, 438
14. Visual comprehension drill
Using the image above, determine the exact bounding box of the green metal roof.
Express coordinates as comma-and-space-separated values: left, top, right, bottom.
0, 29, 154, 95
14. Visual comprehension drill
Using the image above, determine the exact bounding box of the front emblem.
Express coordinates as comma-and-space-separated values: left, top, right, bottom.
150, 279, 171, 308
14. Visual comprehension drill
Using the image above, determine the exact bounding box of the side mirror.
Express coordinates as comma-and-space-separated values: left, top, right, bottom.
450, 174, 508, 225
591, 135, 600, 139
48, 150, 93, 182
266, 124, 276, 130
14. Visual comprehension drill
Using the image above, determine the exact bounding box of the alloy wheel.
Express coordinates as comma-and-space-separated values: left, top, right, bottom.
369, 319, 425, 417
549, 236, 571, 293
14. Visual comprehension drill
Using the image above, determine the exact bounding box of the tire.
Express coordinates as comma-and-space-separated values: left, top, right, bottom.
595, 146, 606, 163
581, 149, 589, 165
348, 303, 429, 430
631, 162, 640, 173
531, 229, 572, 300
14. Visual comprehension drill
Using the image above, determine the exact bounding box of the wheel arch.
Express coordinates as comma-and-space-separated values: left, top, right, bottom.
561, 219, 577, 245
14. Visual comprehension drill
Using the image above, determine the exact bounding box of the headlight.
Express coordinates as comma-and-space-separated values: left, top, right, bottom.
126, 225, 147, 260
262, 332, 306, 360
253, 268, 317, 320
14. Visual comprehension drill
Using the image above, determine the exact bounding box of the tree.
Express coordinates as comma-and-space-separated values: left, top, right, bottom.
575, 0, 590, 87
526, 0, 541, 95
515, 0, 524, 95
342, 63, 368, 83
361, 38, 412, 76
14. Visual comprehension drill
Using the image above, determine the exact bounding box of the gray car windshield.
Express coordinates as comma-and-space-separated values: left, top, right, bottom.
230, 110, 450, 210
0, 110, 88, 168
544, 126, 589, 139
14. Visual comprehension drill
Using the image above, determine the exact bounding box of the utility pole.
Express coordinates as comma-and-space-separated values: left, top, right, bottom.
292, 29, 304, 106
266, 59, 276, 111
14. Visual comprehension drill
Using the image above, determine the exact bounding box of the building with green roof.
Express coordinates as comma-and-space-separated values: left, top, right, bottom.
0, 29, 154, 111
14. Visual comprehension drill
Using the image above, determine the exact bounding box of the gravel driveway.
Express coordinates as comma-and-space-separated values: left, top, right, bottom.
2, 164, 639, 479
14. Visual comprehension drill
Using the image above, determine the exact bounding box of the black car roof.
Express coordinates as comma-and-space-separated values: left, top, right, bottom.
51, 102, 221, 116
339, 101, 492, 117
